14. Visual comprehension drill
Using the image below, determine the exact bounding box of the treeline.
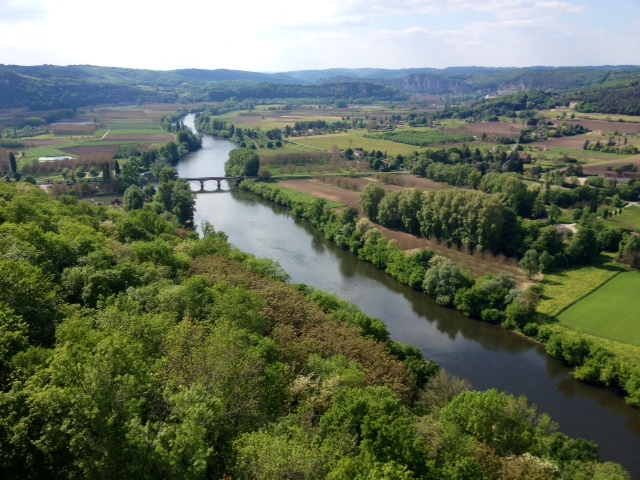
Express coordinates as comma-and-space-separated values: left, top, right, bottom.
241, 180, 640, 409
0, 182, 629, 478
0, 71, 178, 110
366, 129, 475, 147
195, 80, 410, 103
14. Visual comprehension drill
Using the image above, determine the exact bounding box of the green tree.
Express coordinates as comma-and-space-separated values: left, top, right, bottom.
359, 183, 386, 222
423, 256, 473, 307
619, 234, 640, 268
123, 185, 145, 211
9, 152, 17, 175
519, 249, 540, 279
440, 389, 556, 456
567, 227, 599, 264
225, 148, 260, 176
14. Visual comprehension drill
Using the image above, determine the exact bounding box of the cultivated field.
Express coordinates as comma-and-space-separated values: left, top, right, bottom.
445, 120, 526, 139
558, 271, 640, 346
581, 154, 640, 174
289, 132, 424, 157
62, 145, 120, 156
537, 257, 626, 318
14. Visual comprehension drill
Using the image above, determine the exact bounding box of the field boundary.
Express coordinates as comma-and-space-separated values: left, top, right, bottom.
553, 270, 623, 317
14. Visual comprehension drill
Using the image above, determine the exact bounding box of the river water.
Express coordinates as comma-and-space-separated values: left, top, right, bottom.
178, 114, 640, 477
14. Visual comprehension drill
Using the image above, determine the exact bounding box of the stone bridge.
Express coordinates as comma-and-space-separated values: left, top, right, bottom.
182, 176, 257, 191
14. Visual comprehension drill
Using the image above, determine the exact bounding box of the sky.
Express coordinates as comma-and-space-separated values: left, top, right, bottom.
0, 0, 639, 72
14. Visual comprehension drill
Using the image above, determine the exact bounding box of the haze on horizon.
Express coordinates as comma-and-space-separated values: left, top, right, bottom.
0, 0, 639, 73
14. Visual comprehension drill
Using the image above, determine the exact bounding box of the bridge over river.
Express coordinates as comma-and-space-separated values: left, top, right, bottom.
182, 176, 257, 191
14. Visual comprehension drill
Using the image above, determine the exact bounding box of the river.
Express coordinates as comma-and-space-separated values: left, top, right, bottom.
178, 114, 640, 477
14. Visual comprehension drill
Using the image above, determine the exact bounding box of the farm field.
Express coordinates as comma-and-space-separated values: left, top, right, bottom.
218, 109, 350, 130
538, 109, 640, 126
20, 145, 75, 161
581, 154, 640, 174
557, 271, 640, 346
444, 120, 526, 138
289, 132, 423, 156
537, 256, 626, 318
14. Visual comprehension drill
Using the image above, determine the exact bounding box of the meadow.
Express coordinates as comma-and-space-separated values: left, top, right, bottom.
537, 256, 626, 318
557, 271, 640, 346
605, 205, 640, 231
286, 132, 423, 157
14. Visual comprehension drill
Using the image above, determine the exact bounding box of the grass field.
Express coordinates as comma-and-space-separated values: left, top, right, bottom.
557, 271, 640, 346
289, 132, 423, 156
605, 205, 640, 232
275, 185, 345, 209
537, 256, 627, 317
20, 145, 75, 161
537, 109, 640, 124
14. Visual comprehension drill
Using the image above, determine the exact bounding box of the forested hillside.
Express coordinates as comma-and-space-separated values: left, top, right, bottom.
2, 64, 640, 112
0, 182, 629, 479
0, 70, 178, 109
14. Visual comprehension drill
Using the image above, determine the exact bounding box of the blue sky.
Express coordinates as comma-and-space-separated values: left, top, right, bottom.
0, 0, 638, 71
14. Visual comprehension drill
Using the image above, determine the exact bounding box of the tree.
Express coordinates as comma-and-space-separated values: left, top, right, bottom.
102, 162, 111, 182
423, 256, 473, 307
9, 152, 17, 175
359, 183, 386, 222
440, 389, 556, 456
123, 185, 145, 211
225, 148, 259, 177
519, 249, 540, 279
619, 234, 640, 268
546, 204, 561, 224
567, 227, 599, 264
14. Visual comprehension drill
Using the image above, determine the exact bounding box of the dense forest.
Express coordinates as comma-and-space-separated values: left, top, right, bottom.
0, 182, 630, 479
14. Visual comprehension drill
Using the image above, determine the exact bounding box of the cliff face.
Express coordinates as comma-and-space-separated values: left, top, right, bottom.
384, 73, 476, 94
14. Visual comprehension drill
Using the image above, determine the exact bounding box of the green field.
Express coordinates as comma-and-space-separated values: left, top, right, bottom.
606, 205, 640, 231
290, 132, 423, 156
20, 145, 75, 162
537, 109, 640, 123
537, 256, 626, 317
557, 271, 640, 346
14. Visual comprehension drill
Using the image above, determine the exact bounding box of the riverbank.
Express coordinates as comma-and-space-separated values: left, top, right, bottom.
240, 179, 640, 411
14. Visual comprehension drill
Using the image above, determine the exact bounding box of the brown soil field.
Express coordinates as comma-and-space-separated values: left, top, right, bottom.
23, 138, 69, 147
567, 119, 640, 135
63, 145, 120, 156
396, 174, 443, 190
450, 121, 526, 138
541, 134, 609, 150
104, 134, 174, 142
278, 178, 528, 285
581, 155, 640, 175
